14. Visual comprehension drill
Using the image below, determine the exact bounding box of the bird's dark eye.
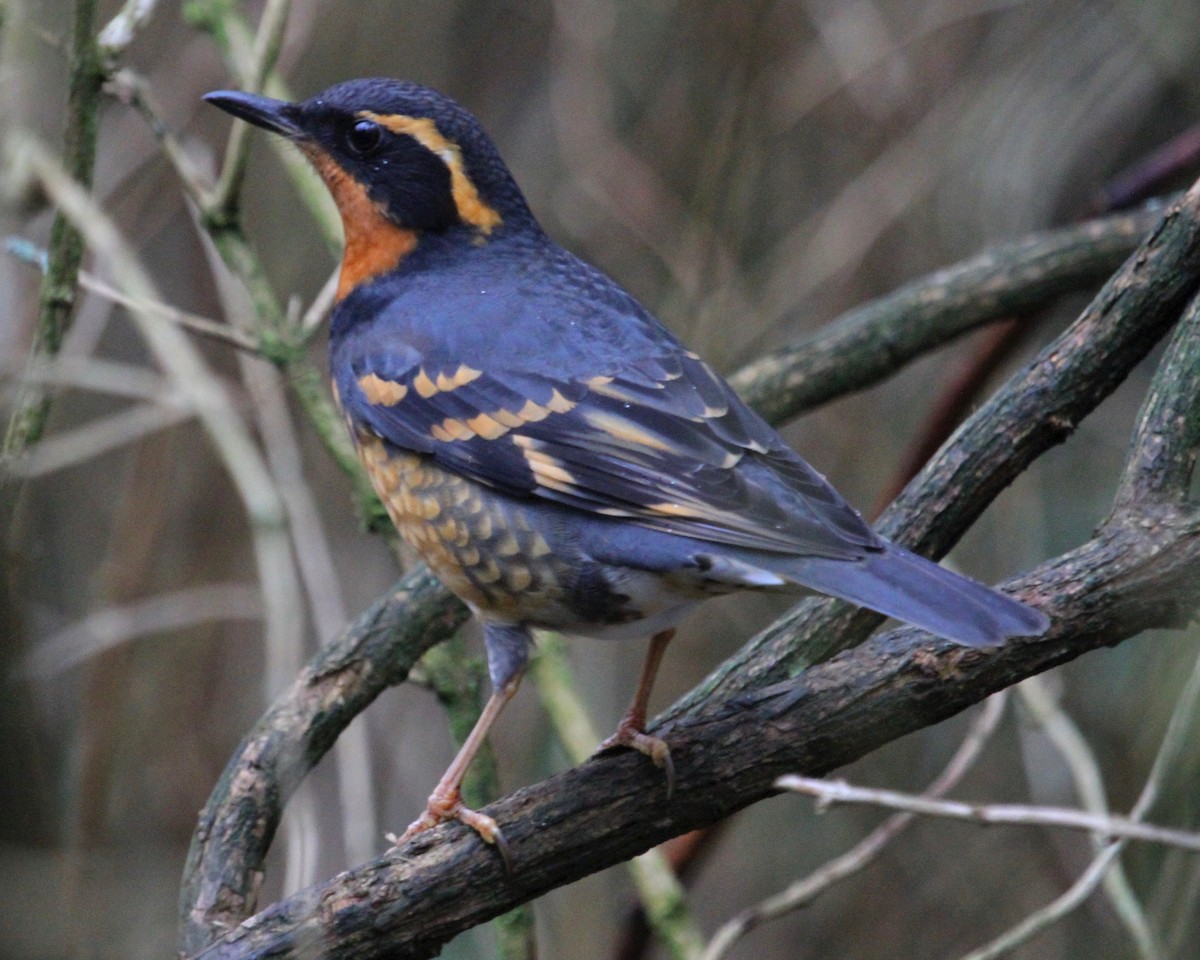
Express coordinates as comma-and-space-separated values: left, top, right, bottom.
345, 119, 383, 157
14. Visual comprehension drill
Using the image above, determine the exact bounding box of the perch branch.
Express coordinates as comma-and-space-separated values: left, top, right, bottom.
178, 182, 1200, 956
189, 507, 1200, 960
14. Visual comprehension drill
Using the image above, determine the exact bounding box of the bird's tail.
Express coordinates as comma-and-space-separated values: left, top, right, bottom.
774, 543, 1048, 647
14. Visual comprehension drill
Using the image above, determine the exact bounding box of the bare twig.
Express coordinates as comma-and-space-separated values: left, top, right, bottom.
3, 354, 170, 402
105, 68, 215, 205
7, 236, 260, 352
1018, 676, 1160, 959
1096, 125, 1200, 212
96, 0, 159, 60
701, 692, 1009, 960
2, 0, 103, 516
774, 777, 1200, 852
206, 0, 293, 219
299, 268, 339, 340
6, 400, 190, 477
22, 583, 262, 678
15, 140, 306, 834
960, 843, 1128, 960
956, 636, 1200, 960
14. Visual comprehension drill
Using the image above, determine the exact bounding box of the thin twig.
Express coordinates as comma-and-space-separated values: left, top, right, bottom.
96, 0, 159, 60
1018, 676, 1160, 959
956, 636, 1200, 960
959, 843, 1127, 960
1096, 125, 1200, 212
105, 68, 214, 206
774, 777, 1200, 852
2, 0, 103, 517
3, 354, 170, 402
22, 583, 262, 678
7, 235, 260, 352
243, 351, 379, 868
16, 141, 306, 842
206, 0, 293, 219
5, 400, 191, 477
701, 692, 1009, 960
300, 268, 339, 340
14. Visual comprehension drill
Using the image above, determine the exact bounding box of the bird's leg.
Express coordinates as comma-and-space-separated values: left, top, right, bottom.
391, 623, 531, 865
598, 628, 676, 794
392, 678, 520, 853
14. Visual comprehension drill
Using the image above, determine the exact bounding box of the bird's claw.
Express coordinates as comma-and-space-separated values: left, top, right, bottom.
598, 726, 676, 798
387, 789, 514, 872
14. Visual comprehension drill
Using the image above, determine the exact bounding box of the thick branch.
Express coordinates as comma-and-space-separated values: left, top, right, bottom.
177, 186, 1200, 955
190, 507, 1200, 960
177, 569, 467, 957
1114, 289, 1200, 508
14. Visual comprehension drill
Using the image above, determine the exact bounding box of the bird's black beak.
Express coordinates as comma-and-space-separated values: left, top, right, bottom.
203, 90, 305, 138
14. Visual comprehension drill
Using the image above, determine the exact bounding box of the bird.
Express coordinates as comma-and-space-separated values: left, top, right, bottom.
205, 79, 1049, 859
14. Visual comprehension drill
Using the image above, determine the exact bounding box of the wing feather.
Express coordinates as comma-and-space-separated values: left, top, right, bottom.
340, 345, 879, 559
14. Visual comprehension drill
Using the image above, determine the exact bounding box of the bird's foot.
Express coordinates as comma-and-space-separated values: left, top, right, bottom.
386, 785, 512, 871
598, 722, 676, 798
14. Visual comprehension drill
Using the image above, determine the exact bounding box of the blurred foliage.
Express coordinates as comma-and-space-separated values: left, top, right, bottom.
2, 2, 1200, 959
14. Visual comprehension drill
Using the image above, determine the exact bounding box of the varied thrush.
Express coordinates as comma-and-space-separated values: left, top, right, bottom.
205, 79, 1049, 859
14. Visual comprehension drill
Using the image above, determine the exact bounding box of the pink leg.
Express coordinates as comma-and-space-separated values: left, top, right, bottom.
390, 675, 521, 866
598, 629, 676, 794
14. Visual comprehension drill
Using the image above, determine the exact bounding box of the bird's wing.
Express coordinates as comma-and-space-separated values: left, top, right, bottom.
340, 342, 880, 559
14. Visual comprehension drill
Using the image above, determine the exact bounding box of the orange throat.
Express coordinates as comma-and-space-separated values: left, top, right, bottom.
305, 147, 418, 300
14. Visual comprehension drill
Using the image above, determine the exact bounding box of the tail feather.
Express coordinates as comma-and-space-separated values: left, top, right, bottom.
772, 543, 1048, 647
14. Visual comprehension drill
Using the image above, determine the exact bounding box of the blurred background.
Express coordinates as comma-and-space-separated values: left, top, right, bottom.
3, 1, 1200, 958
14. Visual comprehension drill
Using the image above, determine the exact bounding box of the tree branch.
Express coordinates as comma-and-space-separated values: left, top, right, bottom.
189, 505, 1200, 960
730, 199, 1170, 420
177, 182, 1200, 957
177, 569, 467, 957
672, 181, 1200, 713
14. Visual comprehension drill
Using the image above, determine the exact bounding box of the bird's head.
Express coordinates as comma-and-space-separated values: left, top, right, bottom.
204, 78, 533, 298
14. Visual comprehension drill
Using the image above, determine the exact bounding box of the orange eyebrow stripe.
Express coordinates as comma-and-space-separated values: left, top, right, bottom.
363, 112, 502, 233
